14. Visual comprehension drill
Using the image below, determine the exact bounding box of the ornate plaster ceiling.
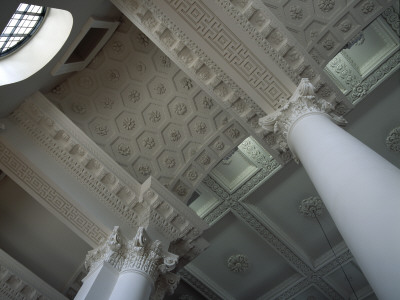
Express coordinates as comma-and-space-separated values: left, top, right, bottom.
1, 0, 399, 300
46, 21, 248, 202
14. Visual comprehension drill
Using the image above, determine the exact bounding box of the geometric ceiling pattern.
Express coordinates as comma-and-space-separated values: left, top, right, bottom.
260, 0, 394, 66
46, 22, 248, 203
325, 7, 400, 104
1, 1, 399, 300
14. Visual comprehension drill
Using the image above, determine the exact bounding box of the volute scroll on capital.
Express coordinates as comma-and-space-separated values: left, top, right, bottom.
84, 226, 178, 283
259, 78, 347, 155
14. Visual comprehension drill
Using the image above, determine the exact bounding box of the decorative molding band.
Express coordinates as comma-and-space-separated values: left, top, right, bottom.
224, 0, 349, 106
164, 0, 293, 106
110, 0, 299, 160
382, 6, 399, 36
0, 140, 107, 246
386, 126, 400, 152
10, 93, 209, 262
0, 249, 67, 300
179, 268, 224, 300
316, 250, 353, 277
349, 50, 400, 104
231, 202, 313, 276
203, 201, 231, 225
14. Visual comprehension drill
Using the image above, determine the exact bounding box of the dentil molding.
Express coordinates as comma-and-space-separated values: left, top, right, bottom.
0, 249, 67, 300
10, 92, 209, 264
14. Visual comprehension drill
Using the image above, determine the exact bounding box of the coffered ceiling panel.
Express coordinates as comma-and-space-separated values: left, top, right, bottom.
246, 165, 344, 266
191, 213, 300, 299
46, 22, 248, 202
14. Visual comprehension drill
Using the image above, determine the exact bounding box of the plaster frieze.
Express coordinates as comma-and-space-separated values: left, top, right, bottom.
256, 0, 393, 67
0, 249, 67, 300
349, 50, 400, 104
386, 126, 400, 153
0, 140, 107, 247
111, 0, 299, 161
10, 93, 209, 263
259, 78, 347, 154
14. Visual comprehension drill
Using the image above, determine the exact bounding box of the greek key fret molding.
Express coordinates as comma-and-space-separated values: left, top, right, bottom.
259, 78, 347, 155
112, 0, 295, 161
165, 0, 293, 106
10, 93, 209, 263
0, 140, 107, 247
85, 226, 181, 299
221, 0, 349, 106
0, 249, 67, 300
249, 0, 393, 69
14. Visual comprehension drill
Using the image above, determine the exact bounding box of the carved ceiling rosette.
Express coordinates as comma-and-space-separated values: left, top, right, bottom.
386, 126, 400, 153
258, 78, 347, 156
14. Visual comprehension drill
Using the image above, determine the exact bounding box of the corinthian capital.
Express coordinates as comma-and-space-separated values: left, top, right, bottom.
85, 226, 178, 283
259, 78, 346, 152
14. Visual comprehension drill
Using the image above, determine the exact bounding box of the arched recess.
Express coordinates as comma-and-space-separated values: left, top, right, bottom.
0, 7, 73, 86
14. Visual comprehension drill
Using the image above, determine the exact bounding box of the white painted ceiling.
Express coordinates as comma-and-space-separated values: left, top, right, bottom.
0, 0, 399, 299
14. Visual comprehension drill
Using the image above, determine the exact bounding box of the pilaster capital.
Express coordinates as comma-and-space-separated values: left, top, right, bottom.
259, 78, 346, 153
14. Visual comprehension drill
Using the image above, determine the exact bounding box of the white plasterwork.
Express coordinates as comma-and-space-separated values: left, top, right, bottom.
9, 92, 209, 262
0, 249, 67, 300
259, 78, 347, 154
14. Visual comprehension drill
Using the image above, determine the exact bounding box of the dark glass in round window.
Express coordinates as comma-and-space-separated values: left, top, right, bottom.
0, 3, 47, 57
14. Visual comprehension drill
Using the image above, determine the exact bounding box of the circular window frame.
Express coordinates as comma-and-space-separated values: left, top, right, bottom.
0, 4, 48, 58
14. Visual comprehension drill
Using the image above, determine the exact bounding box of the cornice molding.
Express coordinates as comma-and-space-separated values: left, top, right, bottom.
10, 93, 209, 262
179, 269, 223, 300
112, 0, 270, 140
180, 265, 231, 300
0, 249, 67, 300
0, 139, 107, 247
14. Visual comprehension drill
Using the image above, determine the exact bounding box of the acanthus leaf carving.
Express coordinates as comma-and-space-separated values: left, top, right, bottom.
258, 78, 347, 153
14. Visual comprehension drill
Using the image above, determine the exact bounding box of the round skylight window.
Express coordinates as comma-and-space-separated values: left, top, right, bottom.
0, 3, 47, 57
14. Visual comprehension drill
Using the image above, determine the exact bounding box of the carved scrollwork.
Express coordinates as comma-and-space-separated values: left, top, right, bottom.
259, 78, 347, 153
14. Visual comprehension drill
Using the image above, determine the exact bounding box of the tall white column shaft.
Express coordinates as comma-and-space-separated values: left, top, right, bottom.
289, 113, 400, 300
75, 227, 179, 300
109, 271, 153, 300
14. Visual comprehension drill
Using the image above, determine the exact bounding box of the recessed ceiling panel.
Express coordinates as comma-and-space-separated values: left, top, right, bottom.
190, 213, 298, 299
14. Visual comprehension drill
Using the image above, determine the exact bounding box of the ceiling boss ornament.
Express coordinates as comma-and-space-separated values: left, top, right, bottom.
386, 126, 400, 153
227, 254, 250, 273
299, 196, 324, 218
258, 78, 346, 155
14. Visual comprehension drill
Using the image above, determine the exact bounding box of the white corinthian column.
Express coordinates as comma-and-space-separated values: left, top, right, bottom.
75, 226, 180, 300
259, 78, 400, 300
